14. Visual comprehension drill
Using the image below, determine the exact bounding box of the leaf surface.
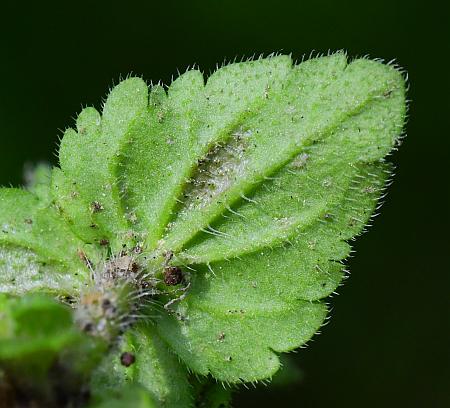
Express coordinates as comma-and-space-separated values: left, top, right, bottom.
0, 53, 406, 385
155, 163, 389, 381
0, 188, 93, 293
91, 324, 193, 407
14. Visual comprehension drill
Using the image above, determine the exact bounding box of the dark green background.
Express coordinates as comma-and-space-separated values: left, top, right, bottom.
1, 1, 448, 407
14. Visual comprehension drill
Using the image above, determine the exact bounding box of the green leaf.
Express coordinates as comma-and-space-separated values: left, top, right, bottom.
158, 54, 404, 254
0, 245, 83, 295
90, 385, 158, 408
0, 294, 106, 404
155, 163, 390, 382
0, 189, 94, 293
91, 324, 193, 407
141, 55, 402, 382
0, 53, 406, 386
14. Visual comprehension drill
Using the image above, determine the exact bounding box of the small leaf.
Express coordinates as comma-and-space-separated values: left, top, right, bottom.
91, 324, 193, 407
90, 385, 158, 408
0, 294, 106, 404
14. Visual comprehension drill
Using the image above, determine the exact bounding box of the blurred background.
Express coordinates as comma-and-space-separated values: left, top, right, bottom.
1, 0, 448, 406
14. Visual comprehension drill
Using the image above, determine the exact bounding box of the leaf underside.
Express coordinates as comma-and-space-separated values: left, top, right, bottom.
0, 52, 406, 388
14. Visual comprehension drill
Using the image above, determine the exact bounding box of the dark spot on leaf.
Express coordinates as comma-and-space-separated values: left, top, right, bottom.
82, 322, 94, 333
120, 352, 135, 367
164, 266, 183, 286
101, 298, 111, 309
90, 201, 104, 213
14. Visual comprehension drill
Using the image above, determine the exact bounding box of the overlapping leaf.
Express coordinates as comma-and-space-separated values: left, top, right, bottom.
91, 324, 193, 407
0, 53, 406, 385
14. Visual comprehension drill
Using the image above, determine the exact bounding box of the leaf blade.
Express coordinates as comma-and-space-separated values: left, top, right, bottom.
91, 324, 193, 407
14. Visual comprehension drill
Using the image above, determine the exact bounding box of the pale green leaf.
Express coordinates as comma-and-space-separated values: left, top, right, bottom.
0, 188, 93, 285
0, 245, 83, 295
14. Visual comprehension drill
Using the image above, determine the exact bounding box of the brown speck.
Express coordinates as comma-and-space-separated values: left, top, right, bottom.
120, 352, 135, 367
24, 218, 33, 225
217, 332, 225, 342
90, 201, 104, 213
99, 239, 109, 246
164, 266, 183, 286
82, 322, 94, 333
101, 298, 111, 310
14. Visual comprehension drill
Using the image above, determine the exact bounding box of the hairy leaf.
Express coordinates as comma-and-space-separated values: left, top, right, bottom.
0, 53, 406, 385
0, 188, 94, 295
91, 324, 192, 407
0, 245, 82, 295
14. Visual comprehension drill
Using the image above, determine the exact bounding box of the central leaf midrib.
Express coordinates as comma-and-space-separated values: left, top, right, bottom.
162, 89, 384, 257
143, 70, 295, 251
183, 297, 320, 316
